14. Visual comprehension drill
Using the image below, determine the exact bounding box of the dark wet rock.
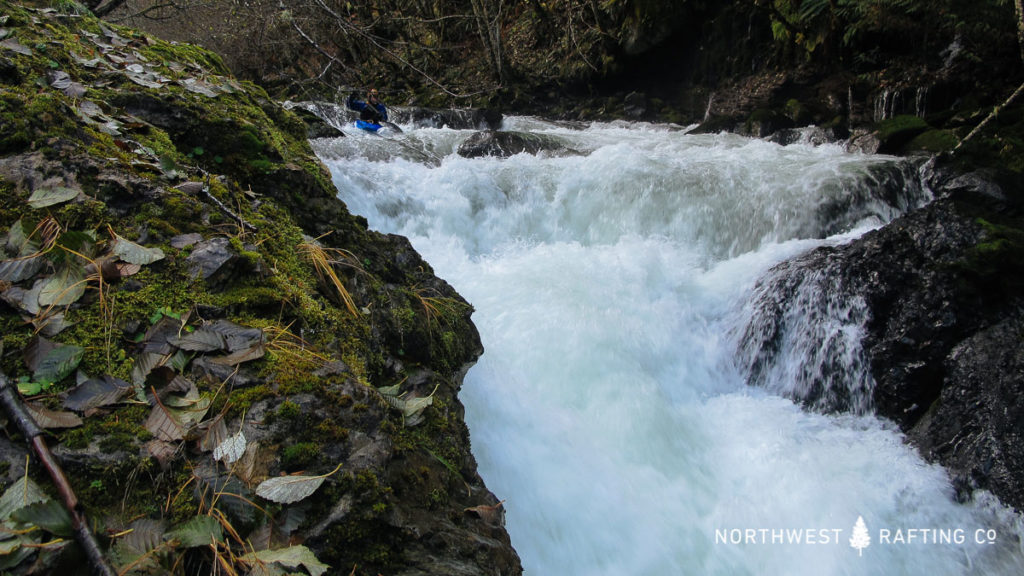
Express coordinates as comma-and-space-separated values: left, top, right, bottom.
767, 126, 840, 147
909, 311, 1024, 508
742, 108, 795, 139
0, 55, 19, 84
623, 91, 647, 118
291, 105, 344, 139
457, 129, 572, 158
739, 162, 1024, 509
846, 128, 882, 154
170, 232, 203, 249
0, 7, 519, 575
690, 114, 743, 135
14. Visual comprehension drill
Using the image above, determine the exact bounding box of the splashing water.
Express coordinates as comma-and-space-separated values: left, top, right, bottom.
314, 116, 1024, 575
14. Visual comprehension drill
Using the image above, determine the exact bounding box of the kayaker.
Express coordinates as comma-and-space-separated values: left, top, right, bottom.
346, 89, 388, 123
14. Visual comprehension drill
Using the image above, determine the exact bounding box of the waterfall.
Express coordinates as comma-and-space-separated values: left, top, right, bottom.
311, 116, 1024, 575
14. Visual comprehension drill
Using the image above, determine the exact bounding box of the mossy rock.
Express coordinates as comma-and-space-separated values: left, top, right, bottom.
907, 129, 959, 153
876, 114, 930, 154
0, 2, 518, 575
744, 108, 795, 139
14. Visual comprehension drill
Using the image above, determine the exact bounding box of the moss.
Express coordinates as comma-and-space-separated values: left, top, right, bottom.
281, 441, 320, 470
876, 114, 930, 152
227, 385, 276, 417
907, 129, 958, 153
0, 4, 493, 574
957, 218, 1024, 295
276, 400, 301, 420
320, 470, 399, 573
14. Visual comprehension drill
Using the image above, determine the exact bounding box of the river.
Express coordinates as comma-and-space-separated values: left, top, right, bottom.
311, 115, 1023, 575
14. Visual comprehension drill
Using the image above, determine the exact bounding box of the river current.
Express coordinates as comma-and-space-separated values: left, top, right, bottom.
311, 115, 1024, 575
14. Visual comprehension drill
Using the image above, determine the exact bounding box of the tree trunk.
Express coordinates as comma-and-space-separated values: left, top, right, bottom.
470, 0, 504, 83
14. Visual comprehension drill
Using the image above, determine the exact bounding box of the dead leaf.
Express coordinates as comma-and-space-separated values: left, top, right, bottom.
30, 310, 73, 337
255, 473, 327, 505
168, 326, 226, 352
0, 38, 31, 56
37, 263, 86, 307
110, 230, 164, 265
209, 343, 264, 366
207, 320, 264, 352
234, 440, 272, 486
213, 429, 246, 465
464, 500, 505, 525
0, 255, 45, 283
145, 401, 185, 442
196, 415, 227, 453
63, 375, 131, 413
25, 403, 83, 429
144, 439, 179, 469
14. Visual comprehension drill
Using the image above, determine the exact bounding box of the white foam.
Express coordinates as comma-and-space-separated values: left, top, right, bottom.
317, 121, 1022, 575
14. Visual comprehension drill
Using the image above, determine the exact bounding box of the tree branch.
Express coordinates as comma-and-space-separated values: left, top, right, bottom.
956, 81, 1024, 151
0, 371, 116, 576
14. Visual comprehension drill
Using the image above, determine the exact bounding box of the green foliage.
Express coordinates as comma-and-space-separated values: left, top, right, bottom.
763, 0, 1016, 66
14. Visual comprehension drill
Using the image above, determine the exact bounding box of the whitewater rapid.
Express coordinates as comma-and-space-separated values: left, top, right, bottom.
313, 116, 1023, 575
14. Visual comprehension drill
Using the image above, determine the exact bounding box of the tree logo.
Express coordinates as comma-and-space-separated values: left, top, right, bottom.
850, 516, 871, 556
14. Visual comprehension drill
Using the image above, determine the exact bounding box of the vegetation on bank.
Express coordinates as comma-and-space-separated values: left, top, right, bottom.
96, 0, 1024, 175
0, 2, 515, 575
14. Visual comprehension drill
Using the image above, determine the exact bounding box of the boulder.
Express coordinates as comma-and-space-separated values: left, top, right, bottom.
291, 106, 344, 139
623, 91, 648, 119
457, 130, 573, 159
738, 162, 1024, 509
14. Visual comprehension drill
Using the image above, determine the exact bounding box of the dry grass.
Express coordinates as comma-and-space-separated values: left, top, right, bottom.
297, 238, 363, 317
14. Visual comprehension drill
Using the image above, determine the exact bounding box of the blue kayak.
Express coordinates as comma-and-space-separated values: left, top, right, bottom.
355, 119, 382, 132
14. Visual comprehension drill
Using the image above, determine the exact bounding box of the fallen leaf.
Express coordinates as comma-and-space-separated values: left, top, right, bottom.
0, 476, 48, 522
197, 415, 227, 452
255, 464, 342, 505
144, 439, 179, 469
145, 401, 185, 442
64, 375, 131, 412
38, 263, 86, 307
27, 186, 79, 209
30, 310, 74, 337
0, 255, 45, 283
26, 402, 83, 429
30, 339, 84, 385
240, 545, 329, 576
234, 440, 272, 486
168, 326, 226, 352
0, 38, 31, 56
464, 500, 505, 525
110, 231, 164, 265
10, 499, 73, 537
209, 343, 265, 366
213, 430, 246, 465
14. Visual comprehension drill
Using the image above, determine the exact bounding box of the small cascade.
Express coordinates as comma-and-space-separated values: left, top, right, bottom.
873, 86, 931, 121
916, 86, 930, 118
283, 100, 354, 131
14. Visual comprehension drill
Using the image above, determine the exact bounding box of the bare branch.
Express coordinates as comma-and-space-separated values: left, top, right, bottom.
0, 371, 117, 576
